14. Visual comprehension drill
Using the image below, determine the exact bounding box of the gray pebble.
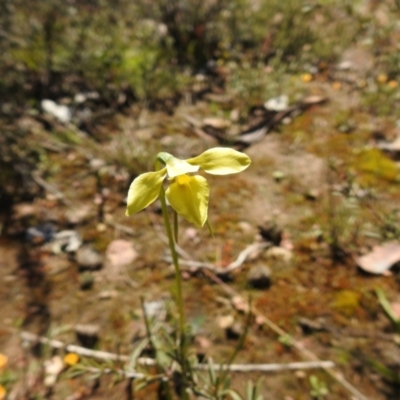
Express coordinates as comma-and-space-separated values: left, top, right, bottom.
247, 264, 272, 289
76, 245, 102, 270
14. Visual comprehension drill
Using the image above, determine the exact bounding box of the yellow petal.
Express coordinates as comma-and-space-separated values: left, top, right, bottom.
187, 147, 251, 175
157, 152, 199, 178
166, 175, 209, 227
126, 169, 166, 216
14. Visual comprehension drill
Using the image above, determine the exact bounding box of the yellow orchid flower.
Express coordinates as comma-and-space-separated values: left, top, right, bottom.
126, 147, 251, 227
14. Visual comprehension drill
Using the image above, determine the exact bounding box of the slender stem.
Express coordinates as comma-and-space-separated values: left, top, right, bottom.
173, 210, 178, 243
159, 186, 189, 398
159, 186, 185, 337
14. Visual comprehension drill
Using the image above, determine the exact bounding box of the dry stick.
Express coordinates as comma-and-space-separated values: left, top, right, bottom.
148, 212, 269, 274
195, 361, 335, 372
166, 242, 270, 274
18, 331, 334, 373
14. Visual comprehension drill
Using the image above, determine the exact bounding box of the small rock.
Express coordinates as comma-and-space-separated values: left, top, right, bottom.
76, 246, 102, 270
96, 223, 107, 232
264, 95, 289, 111
295, 371, 306, 379
237, 221, 254, 235
231, 296, 251, 313
143, 299, 167, 321
194, 335, 211, 363
272, 170, 286, 182
26, 223, 57, 244
230, 109, 240, 122
247, 265, 272, 290
217, 315, 234, 330
336, 60, 352, 70
89, 158, 106, 171
265, 246, 293, 263
74, 91, 99, 103
226, 322, 244, 340
184, 227, 198, 240
44, 356, 64, 386
74, 93, 86, 103
75, 324, 100, 348
51, 230, 82, 253
41, 99, 71, 123
98, 290, 119, 300
298, 317, 325, 334
258, 221, 282, 245
194, 336, 211, 351
65, 206, 92, 225
304, 189, 320, 200
106, 240, 138, 269
217, 315, 243, 340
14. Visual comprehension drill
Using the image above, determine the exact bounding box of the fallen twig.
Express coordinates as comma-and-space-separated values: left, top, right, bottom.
165, 242, 270, 275
195, 361, 335, 372
18, 330, 334, 374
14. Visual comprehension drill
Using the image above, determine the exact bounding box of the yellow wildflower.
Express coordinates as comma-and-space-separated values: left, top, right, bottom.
126, 147, 251, 227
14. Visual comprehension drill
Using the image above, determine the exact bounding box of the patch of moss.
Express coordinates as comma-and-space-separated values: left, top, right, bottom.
331, 290, 361, 317
352, 148, 399, 183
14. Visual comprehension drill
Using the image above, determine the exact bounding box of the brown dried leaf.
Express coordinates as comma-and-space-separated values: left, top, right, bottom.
390, 302, 400, 319
355, 242, 400, 274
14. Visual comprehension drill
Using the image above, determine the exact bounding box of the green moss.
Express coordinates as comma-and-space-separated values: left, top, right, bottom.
352, 148, 400, 183
331, 290, 361, 317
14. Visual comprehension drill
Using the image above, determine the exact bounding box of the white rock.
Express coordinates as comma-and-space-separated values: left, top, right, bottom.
217, 315, 234, 329
51, 230, 82, 253
41, 99, 71, 123
264, 95, 289, 111
265, 246, 293, 263
44, 356, 64, 386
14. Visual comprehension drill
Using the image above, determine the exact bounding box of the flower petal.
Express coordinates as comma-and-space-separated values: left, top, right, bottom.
125, 169, 166, 216
158, 152, 199, 178
166, 175, 209, 227
187, 147, 251, 175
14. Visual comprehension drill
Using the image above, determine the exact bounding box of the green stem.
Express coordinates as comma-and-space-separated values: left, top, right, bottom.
159, 186, 185, 334
159, 186, 189, 398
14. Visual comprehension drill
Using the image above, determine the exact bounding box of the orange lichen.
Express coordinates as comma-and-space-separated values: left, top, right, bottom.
64, 353, 80, 366
0, 354, 7, 370
301, 73, 313, 83
0, 385, 5, 400
377, 74, 388, 83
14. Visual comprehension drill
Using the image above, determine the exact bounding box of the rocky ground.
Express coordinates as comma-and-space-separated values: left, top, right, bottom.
1, 1, 400, 399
